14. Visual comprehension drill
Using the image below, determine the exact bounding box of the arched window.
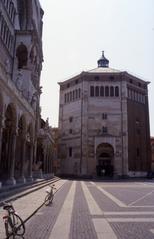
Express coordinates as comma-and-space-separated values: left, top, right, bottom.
132, 90, 134, 100
0, 13, 2, 30
110, 86, 114, 97
102, 126, 108, 134
8, 34, 11, 50
1, 19, 3, 36
90, 86, 94, 97
100, 86, 104, 96
70, 91, 72, 101
72, 90, 75, 100
6, 29, 9, 47
95, 86, 99, 96
105, 86, 109, 97
115, 86, 119, 97
10, 2, 15, 21
9, 1, 12, 14
134, 91, 137, 101
16, 43, 28, 69
66, 93, 69, 102
5, 0, 9, 8
3, 23, 6, 42
128, 89, 131, 99
76, 89, 78, 99
78, 88, 81, 99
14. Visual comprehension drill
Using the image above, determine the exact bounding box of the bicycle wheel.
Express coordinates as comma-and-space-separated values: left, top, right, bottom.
12, 213, 25, 236
49, 194, 54, 204
44, 194, 50, 206
5, 216, 15, 238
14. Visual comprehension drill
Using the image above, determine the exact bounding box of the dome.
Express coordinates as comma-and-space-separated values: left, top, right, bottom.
97, 51, 109, 68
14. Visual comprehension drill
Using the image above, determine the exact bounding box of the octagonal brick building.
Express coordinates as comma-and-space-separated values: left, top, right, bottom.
58, 52, 151, 178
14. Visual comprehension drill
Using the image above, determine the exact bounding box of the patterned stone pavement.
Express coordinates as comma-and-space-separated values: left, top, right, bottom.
0, 180, 154, 239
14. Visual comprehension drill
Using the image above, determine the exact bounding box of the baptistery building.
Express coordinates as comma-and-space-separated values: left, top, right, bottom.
58, 52, 151, 178
0, 0, 44, 186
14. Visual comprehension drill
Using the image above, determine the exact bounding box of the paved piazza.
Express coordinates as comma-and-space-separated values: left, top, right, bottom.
1, 180, 154, 238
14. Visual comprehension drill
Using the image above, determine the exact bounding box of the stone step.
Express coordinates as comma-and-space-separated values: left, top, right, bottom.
0, 176, 60, 205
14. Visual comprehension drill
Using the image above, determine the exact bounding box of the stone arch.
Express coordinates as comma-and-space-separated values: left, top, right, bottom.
16, 43, 28, 69
5, 103, 17, 129
96, 143, 114, 177
0, 103, 17, 180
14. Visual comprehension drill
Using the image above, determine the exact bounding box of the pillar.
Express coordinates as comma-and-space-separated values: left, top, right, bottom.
27, 142, 34, 182
6, 129, 17, 185
0, 114, 4, 171
18, 136, 26, 183
0, 115, 4, 188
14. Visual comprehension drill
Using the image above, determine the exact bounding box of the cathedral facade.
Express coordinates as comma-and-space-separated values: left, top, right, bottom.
58, 52, 151, 178
0, 0, 44, 186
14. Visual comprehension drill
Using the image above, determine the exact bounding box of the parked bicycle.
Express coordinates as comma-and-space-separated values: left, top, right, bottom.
2, 202, 25, 238
44, 184, 56, 206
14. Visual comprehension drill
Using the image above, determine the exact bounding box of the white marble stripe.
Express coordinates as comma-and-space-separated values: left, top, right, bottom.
91, 182, 127, 208
108, 218, 154, 222
150, 229, 154, 234
128, 190, 154, 206
92, 219, 117, 239
49, 181, 76, 239
104, 211, 154, 215
130, 205, 154, 208
81, 181, 102, 215
81, 182, 117, 239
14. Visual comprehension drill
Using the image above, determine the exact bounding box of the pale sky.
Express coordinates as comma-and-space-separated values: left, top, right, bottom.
39, 0, 154, 136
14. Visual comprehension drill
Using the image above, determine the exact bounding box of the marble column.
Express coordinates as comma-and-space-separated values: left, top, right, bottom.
18, 136, 26, 183
6, 130, 17, 185
0, 115, 4, 188
0, 117, 3, 169
27, 142, 34, 182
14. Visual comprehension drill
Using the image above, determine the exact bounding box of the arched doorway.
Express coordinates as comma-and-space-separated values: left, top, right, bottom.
96, 143, 114, 177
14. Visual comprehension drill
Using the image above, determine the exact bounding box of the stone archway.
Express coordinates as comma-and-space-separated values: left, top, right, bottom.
0, 104, 17, 181
96, 143, 114, 177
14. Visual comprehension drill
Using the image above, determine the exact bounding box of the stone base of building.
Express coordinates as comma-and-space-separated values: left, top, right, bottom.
33, 169, 43, 179
128, 171, 147, 177
6, 177, 16, 185
60, 173, 93, 179
26, 176, 34, 182
43, 173, 54, 179
17, 176, 26, 184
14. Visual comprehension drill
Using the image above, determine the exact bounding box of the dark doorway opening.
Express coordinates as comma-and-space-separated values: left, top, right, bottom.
96, 143, 114, 177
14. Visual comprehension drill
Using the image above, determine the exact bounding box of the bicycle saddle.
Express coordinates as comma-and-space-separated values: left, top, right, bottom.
3, 204, 13, 210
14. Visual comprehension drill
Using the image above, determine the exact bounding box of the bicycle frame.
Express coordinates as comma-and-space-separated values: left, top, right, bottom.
45, 184, 56, 205
2, 202, 25, 238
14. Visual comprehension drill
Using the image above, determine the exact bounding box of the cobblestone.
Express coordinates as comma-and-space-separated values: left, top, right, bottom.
1, 180, 154, 239
70, 182, 97, 239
